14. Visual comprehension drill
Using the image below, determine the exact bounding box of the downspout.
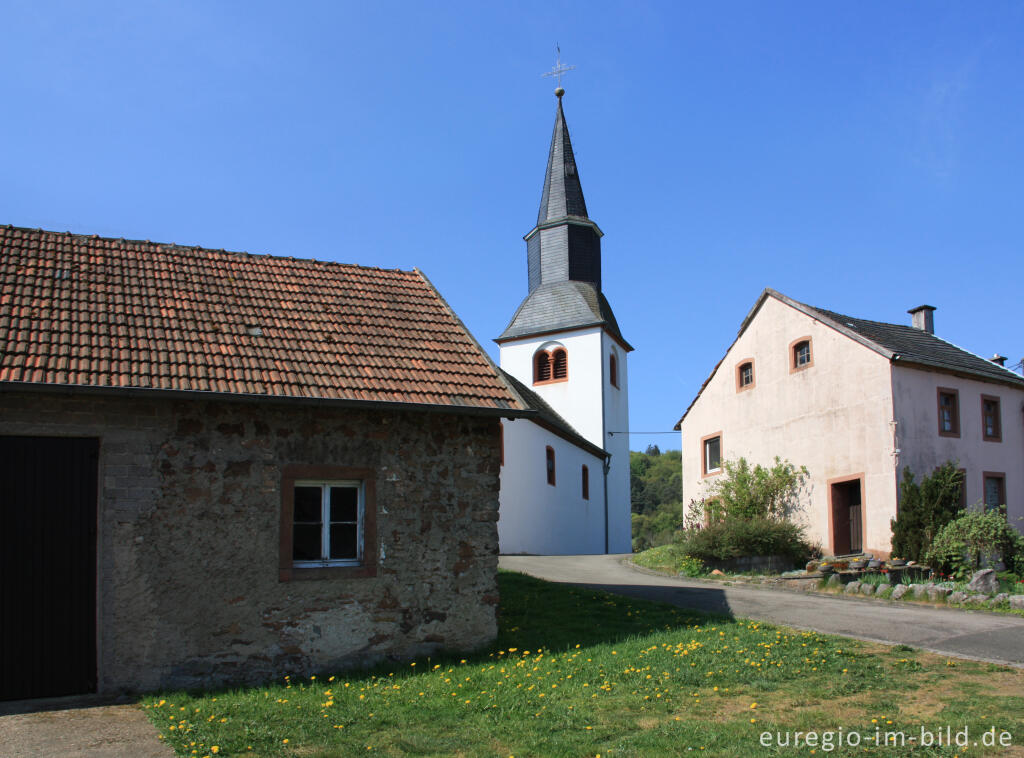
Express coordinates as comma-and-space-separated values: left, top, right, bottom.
600, 334, 609, 554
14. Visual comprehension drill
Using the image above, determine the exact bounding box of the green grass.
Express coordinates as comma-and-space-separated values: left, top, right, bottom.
629, 544, 694, 574
145, 571, 1024, 757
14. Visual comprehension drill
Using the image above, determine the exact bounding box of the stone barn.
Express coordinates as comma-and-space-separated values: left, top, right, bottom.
0, 225, 535, 700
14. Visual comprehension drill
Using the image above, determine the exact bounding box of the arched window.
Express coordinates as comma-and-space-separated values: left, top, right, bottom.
581, 464, 589, 500
552, 348, 568, 380
534, 351, 551, 382
609, 353, 618, 388
533, 346, 568, 385
545, 446, 556, 486
736, 359, 755, 391
790, 338, 813, 372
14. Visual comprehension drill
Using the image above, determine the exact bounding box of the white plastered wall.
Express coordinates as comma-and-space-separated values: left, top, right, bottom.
679, 296, 898, 556
498, 418, 606, 554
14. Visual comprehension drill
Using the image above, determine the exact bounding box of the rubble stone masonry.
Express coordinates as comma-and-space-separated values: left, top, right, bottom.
0, 391, 501, 693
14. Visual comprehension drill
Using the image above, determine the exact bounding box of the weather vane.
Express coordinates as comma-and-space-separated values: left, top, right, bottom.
542, 45, 575, 97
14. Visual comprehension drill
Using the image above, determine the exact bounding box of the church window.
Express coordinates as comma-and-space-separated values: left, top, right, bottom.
581, 464, 589, 500
609, 353, 618, 388
533, 346, 568, 385
552, 348, 568, 380
546, 446, 556, 486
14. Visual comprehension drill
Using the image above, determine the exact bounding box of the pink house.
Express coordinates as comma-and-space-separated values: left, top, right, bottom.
676, 289, 1023, 558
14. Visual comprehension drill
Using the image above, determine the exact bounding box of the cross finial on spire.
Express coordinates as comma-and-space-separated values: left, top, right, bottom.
542, 45, 575, 97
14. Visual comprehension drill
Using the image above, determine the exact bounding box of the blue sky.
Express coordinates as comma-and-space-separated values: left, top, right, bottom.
3, 1, 1022, 453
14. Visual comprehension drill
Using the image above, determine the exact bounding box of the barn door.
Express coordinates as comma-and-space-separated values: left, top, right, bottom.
0, 436, 98, 700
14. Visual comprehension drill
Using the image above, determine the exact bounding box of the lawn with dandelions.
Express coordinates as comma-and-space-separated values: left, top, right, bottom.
145, 571, 1024, 757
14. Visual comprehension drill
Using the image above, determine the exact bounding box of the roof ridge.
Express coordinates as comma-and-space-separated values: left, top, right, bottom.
1, 224, 415, 276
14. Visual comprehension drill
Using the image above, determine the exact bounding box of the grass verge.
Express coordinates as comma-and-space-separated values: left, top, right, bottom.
145, 571, 1024, 757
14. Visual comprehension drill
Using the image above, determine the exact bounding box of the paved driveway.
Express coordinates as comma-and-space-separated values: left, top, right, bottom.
0, 697, 173, 758
500, 553, 1024, 668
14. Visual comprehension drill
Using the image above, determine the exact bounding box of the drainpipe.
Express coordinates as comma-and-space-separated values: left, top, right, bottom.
600, 334, 609, 554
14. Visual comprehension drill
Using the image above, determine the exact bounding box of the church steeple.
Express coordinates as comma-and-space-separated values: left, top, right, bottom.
524, 93, 604, 294
498, 90, 630, 350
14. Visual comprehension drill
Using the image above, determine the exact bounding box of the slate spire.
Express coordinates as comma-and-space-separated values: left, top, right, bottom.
537, 95, 589, 224
498, 90, 631, 350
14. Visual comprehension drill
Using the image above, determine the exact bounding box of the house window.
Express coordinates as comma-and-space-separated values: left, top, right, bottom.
609, 353, 619, 388
581, 464, 589, 500
534, 347, 568, 385
701, 433, 722, 477
790, 338, 813, 372
736, 359, 755, 392
983, 473, 1006, 511
981, 395, 1002, 442
937, 388, 960, 437
279, 465, 377, 581
292, 481, 362, 565
546, 446, 556, 486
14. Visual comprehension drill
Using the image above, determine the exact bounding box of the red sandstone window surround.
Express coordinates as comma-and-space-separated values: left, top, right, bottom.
789, 337, 813, 373
701, 432, 722, 478
937, 387, 960, 437
546, 446, 556, 486
279, 465, 377, 582
534, 347, 568, 385
981, 395, 1002, 442
735, 359, 755, 392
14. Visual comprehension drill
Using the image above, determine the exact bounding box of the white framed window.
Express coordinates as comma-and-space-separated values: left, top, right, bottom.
292, 480, 364, 567
702, 434, 722, 476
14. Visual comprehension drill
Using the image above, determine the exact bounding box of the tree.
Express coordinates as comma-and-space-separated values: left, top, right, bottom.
890, 463, 962, 562
644, 444, 661, 456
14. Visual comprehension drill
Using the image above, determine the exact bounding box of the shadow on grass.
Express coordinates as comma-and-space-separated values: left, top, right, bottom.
494, 570, 734, 653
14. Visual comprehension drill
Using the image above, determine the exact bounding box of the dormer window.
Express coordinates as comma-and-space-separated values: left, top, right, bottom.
736, 359, 755, 392
533, 346, 568, 385
790, 338, 813, 372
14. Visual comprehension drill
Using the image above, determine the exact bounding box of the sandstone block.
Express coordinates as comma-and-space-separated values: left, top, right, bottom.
967, 569, 999, 595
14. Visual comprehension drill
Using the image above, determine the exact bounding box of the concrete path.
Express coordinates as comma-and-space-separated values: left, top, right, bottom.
500, 553, 1024, 668
0, 697, 173, 758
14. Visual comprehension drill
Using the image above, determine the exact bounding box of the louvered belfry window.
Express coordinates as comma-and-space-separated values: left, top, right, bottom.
534, 351, 552, 382
552, 349, 568, 380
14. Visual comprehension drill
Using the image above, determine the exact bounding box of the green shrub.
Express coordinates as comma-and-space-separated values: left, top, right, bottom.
676, 516, 816, 564
925, 506, 1024, 581
703, 457, 808, 520
890, 463, 963, 563
677, 554, 705, 577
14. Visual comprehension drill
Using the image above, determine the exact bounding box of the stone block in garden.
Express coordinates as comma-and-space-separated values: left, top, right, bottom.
827, 573, 842, 587
860, 583, 876, 595
1010, 595, 1024, 610
992, 593, 1009, 605
913, 584, 933, 599
844, 581, 861, 595
967, 569, 999, 595
967, 595, 989, 605
927, 587, 951, 602
891, 584, 911, 600
947, 591, 968, 604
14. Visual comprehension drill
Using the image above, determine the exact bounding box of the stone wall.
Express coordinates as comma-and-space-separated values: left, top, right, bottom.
0, 391, 501, 694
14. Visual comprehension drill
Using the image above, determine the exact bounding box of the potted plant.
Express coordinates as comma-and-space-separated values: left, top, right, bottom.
848, 558, 869, 570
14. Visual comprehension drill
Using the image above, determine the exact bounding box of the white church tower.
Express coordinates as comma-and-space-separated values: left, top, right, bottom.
496, 86, 633, 554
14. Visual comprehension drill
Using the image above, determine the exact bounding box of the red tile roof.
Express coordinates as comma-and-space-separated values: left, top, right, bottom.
0, 225, 524, 412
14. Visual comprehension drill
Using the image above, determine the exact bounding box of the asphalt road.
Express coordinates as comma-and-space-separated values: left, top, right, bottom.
500, 553, 1024, 669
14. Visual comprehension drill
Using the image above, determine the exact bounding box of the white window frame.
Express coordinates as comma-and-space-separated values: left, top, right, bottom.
704, 436, 722, 474
292, 479, 364, 568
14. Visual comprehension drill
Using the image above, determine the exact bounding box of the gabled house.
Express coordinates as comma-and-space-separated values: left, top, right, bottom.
675, 288, 1024, 558
495, 89, 633, 555
0, 225, 543, 700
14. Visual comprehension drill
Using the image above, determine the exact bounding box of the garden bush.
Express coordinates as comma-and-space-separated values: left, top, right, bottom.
890, 462, 962, 563
676, 515, 816, 565
925, 506, 1024, 581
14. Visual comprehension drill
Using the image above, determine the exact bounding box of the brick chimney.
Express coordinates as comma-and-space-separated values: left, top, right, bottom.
907, 305, 936, 334
990, 354, 1007, 367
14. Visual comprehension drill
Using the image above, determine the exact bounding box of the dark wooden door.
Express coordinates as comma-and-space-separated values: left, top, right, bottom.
1, 436, 98, 700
